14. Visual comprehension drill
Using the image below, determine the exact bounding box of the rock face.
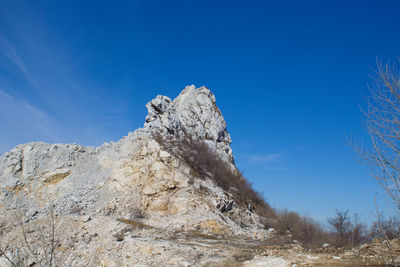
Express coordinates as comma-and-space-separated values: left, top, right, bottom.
0, 85, 269, 266
144, 85, 233, 163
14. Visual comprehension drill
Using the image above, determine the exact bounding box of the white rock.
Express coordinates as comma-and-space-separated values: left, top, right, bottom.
243, 255, 291, 267
0, 85, 268, 266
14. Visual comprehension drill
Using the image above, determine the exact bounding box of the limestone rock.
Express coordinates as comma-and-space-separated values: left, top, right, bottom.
144, 85, 233, 163
0, 85, 268, 266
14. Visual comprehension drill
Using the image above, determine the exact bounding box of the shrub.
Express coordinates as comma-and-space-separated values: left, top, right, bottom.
275, 209, 301, 234
0, 204, 69, 267
350, 215, 368, 246
327, 210, 369, 247
274, 209, 329, 249
292, 216, 328, 249
370, 216, 400, 240
153, 132, 276, 218
327, 210, 352, 247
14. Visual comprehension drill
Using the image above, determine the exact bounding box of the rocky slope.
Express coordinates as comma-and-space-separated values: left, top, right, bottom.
0, 85, 272, 266
2, 85, 398, 267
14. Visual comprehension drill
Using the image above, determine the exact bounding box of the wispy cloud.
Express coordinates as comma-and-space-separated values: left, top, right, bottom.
246, 153, 285, 164
262, 166, 288, 171
237, 152, 287, 171
0, 90, 58, 153
0, 3, 130, 152
0, 38, 44, 95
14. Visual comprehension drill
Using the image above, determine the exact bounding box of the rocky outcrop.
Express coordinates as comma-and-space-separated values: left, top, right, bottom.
144, 85, 233, 163
0, 85, 268, 266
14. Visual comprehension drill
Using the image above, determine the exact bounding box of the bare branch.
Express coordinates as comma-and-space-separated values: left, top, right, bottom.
352, 59, 400, 212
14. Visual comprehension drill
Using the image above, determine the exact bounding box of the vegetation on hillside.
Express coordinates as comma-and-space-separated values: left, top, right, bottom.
153, 132, 400, 250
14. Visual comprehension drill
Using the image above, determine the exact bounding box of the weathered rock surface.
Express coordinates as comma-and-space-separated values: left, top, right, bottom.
0, 85, 270, 266
1, 85, 399, 267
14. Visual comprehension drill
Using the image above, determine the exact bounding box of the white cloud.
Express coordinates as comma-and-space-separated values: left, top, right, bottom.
0, 90, 57, 153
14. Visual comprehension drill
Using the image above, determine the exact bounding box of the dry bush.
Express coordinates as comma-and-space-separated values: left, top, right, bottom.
327, 210, 369, 248
292, 216, 328, 249
153, 133, 276, 218
0, 204, 70, 267
153, 133, 374, 250
327, 210, 352, 247
274, 209, 369, 249
350, 215, 368, 246
370, 216, 400, 240
274, 210, 329, 249
275, 209, 301, 234
369, 210, 400, 264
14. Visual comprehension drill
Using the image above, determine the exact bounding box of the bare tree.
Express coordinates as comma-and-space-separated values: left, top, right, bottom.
350, 213, 367, 246
328, 209, 352, 247
353, 60, 400, 211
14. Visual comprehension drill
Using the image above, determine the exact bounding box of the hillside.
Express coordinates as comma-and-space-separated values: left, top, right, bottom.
0, 85, 399, 266
0, 86, 275, 266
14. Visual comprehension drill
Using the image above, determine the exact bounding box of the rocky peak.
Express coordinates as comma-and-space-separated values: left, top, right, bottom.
0, 85, 267, 266
144, 85, 233, 162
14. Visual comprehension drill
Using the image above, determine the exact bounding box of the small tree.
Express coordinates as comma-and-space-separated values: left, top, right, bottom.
328, 209, 351, 247
350, 213, 368, 246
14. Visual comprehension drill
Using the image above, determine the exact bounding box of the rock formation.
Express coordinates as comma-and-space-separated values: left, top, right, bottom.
2, 85, 399, 267
0, 85, 271, 266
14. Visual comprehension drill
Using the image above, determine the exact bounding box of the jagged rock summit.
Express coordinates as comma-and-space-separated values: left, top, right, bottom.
0, 85, 270, 266
144, 85, 233, 163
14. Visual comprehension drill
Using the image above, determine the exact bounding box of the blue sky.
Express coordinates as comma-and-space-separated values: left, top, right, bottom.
1, 0, 400, 224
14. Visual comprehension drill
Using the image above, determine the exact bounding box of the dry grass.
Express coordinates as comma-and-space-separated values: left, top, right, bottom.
117, 218, 154, 229
6, 183, 26, 194
153, 133, 276, 219
152, 132, 382, 251
44, 171, 71, 185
